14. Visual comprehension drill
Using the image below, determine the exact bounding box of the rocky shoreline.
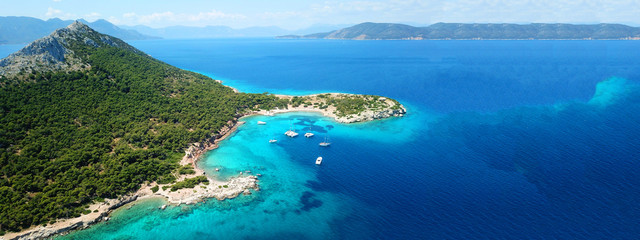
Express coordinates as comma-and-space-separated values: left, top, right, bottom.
1, 120, 256, 240
1, 92, 405, 240
1, 195, 139, 240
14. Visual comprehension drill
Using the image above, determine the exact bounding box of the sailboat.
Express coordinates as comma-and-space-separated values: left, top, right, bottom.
304, 126, 314, 138
319, 135, 331, 147
284, 123, 298, 137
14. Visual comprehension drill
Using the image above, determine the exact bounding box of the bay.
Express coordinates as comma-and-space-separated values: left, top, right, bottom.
58, 39, 640, 239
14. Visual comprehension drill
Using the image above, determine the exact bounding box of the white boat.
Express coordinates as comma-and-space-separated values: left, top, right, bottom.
269, 139, 278, 143
316, 157, 323, 165
304, 126, 314, 138
285, 130, 298, 137
319, 136, 331, 147
284, 123, 298, 137
257, 121, 266, 125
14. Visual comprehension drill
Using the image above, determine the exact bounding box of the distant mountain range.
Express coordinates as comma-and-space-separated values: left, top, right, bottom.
0, 16, 158, 44
119, 23, 351, 39
278, 22, 640, 40
120, 25, 290, 39
6, 17, 639, 43
0, 16, 352, 43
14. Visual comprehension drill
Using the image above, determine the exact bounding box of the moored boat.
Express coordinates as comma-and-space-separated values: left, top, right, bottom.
284, 123, 298, 137
319, 136, 331, 146
305, 126, 314, 137
285, 130, 298, 137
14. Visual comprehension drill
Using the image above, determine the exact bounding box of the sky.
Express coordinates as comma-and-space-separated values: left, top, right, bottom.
2, 0, 640, 29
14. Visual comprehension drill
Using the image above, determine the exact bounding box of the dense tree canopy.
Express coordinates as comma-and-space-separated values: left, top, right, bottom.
0, 44, 278, 234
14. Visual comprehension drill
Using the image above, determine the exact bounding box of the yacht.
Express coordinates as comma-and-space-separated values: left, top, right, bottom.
316, 157, 323, 165
304, 126, 314, 138
319, 136, 331, 147
257, 121, 266, 125
285, 130, 298, 137
284, 123, 298, 137
269, 139, 278, 143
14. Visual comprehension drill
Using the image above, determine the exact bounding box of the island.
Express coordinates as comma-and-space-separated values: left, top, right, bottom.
278, 22, 640, 40
0, 22, 405, 239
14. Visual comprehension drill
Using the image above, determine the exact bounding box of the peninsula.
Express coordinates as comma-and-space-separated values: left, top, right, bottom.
254, 93, 405, 123
0, 22, 404, 239
278, 22, 640, 40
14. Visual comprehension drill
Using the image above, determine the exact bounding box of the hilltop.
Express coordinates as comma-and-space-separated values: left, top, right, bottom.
0, 21, 139, 79
278, 22, 640, 40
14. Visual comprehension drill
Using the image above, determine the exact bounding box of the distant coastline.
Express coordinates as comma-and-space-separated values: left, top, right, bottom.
277, 37, 640, 40
278, 22, 640, 40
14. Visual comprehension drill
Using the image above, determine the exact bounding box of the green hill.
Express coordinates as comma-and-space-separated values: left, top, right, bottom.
0, 22, 282, 234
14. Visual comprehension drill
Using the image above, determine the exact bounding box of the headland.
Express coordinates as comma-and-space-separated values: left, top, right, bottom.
2, 89, 405, 240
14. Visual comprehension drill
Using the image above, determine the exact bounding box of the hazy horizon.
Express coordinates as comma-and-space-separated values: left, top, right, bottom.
3, 16, 640, 32
2, 0, 640, 30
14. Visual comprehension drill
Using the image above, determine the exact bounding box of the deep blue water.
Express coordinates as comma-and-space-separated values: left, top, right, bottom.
132, 39, 640, 112
55, 39, 640, 239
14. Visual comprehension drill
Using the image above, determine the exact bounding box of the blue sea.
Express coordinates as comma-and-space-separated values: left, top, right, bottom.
3, 39, 640, 239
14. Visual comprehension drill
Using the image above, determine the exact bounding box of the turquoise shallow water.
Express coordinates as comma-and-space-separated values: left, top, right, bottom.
55, 39, 640, 239
60, 109, 431, 240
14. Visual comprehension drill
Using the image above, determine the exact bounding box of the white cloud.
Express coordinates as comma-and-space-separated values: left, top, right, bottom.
109, 9, 246, 27
44, 6, 76, 19
123, 12, 136, 18
188, 9, 246, 21
107, 16, 122, 25
310, 1, 421, 14
259, 11, 304, 20
45, 7, 62, 17
137, 11, 176, 24
85, 12, 101, 19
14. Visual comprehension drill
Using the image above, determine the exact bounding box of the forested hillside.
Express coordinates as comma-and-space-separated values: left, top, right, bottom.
0, 22, 284, 234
